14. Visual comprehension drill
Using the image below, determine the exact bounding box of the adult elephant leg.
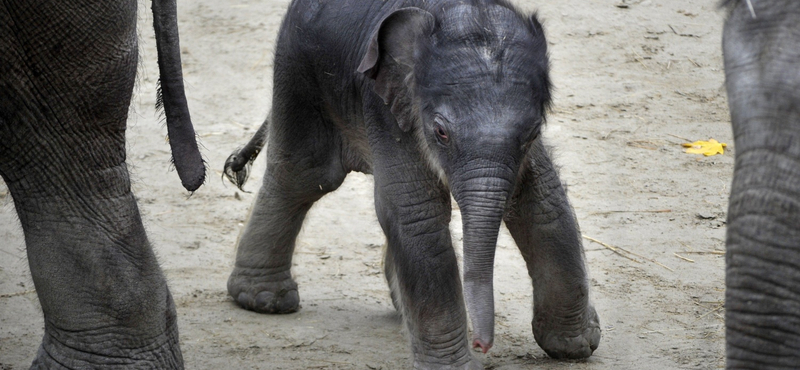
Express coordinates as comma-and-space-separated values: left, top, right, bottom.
227, 95, 347, 314
723, 1, 800, 368
0, 1, 182, 368
503, 139, 600, 359
4, 170, 183, 369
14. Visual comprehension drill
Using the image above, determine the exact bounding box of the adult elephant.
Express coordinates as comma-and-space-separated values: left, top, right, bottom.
0, 0, 204, 368
723, 0, 800, 368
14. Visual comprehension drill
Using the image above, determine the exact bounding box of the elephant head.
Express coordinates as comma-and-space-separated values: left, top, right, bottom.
359, 4, 552, 352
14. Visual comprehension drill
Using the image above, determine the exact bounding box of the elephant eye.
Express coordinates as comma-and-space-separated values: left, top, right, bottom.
435, 125, 449, 143
433, 117, 450, 145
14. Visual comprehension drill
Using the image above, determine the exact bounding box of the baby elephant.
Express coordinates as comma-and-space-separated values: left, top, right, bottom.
224, 0, 600, 368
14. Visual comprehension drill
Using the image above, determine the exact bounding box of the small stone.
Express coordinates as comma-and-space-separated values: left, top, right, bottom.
696, 212, 716, 220
182, 241, 201, 250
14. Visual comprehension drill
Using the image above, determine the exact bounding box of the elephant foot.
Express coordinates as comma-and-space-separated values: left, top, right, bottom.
533, 304, 600, 359
227, 267, 300, 314
31, 321, 183, 369
410, 338, 481, 370
413, 356, 482, 370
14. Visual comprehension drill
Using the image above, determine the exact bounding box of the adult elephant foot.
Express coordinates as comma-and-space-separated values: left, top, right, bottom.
30, 321, 182, 369
533, 304, 600, 359
227, 267, 300, 314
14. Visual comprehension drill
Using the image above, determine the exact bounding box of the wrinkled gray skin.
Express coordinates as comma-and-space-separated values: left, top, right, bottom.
224, 0, 599, 368
0, 0, 204, 368
723, 0, 800, 368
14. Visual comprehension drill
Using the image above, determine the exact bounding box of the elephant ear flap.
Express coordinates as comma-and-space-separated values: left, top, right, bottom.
527, 12, 546, 37
357, 7, 435, 132
527, 12, 553, 118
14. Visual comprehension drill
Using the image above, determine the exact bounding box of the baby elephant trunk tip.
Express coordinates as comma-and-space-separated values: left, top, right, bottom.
463, 275, 496, 358
472, 338, 493, 354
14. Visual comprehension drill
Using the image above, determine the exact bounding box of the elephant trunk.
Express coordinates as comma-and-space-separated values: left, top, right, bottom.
452, 167, 516, 353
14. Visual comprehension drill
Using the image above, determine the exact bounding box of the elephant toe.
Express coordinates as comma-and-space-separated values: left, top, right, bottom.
228, 269, 300, 314
534, 305, 600, 359
255, 290, 300, 313
539, 328, 600, 359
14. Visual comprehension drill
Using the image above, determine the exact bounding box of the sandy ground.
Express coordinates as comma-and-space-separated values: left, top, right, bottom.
1, 0, 734, 368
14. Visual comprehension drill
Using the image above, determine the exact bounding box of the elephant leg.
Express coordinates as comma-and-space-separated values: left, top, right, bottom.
372, 157, 478, 369
227, 100, 347, 314
383, 242, 402, 312
503, 139, 600, 359
4, 171, 183, 370
723, 1, 800, 367
0, 1, 183, 368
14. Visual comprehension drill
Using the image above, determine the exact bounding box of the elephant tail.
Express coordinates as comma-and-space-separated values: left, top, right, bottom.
152, 0, 206, 192
223, 117, 269, 191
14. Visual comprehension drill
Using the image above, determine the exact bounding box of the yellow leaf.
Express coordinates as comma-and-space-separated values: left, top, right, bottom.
682, 139, 727, 156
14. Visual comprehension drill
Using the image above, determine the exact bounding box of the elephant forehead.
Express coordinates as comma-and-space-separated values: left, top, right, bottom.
419, 76, 538, 118
422, 5, 546, 94
436, 2, 529, 46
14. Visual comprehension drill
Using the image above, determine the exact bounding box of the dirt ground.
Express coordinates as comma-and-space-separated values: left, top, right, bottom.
1, 0, 734, 368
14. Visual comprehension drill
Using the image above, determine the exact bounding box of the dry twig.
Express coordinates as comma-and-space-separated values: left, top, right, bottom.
693, 300, 724, 320
640, 325, 722, 335
590, 209, 671, 216
582, 235, 674, 271
582, 235, 642, 264
631, 49, 649, 69
667, 133, 693, 142
0, 289, 36, 298
673, 253, 695, 263
698, 304, 724, 319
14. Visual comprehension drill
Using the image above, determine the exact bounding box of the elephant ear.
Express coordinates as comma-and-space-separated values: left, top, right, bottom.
526, 12, 553, 118
357, 7, 435, 132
